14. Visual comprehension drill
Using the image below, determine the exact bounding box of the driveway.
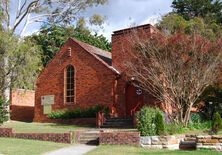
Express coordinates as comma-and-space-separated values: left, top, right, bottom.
43, 144, 97, 155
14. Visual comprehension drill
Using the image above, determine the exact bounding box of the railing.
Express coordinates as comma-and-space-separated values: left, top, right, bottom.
96, 111, 106, 128
130, 102, 142, 116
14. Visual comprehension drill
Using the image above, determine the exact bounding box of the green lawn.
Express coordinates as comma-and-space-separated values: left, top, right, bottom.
86, 145, 221, 155
0, 137, 71, 155
1, 121, 91, 133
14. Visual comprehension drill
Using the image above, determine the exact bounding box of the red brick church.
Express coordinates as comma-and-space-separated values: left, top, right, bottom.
34, 24, 162, 122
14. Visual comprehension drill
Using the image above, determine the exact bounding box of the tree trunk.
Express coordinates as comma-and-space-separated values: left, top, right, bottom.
184, 104, 193, 127
3, 57, 10, 120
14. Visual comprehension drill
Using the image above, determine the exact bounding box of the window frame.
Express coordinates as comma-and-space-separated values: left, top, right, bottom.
64, 65, 75, 104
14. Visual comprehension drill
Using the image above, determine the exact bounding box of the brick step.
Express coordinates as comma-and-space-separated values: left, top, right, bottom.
101, 117, 134, 129
105, 120, 132, 123
103, 122, 132, 125
106, 118, 132, 121
179, 141, 196, 150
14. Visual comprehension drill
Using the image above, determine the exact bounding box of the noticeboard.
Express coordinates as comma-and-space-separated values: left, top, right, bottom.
41, 95, 55, 105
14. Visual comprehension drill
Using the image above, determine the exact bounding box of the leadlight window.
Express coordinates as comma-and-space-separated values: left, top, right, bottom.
65, 65, 75, 103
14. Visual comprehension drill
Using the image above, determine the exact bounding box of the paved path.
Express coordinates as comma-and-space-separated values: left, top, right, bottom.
43, 144, 97, 155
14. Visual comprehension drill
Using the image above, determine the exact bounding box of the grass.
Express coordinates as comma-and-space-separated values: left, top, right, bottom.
86, 145, 221, 155
1, 120, 91, 133
0, 137, 71, 155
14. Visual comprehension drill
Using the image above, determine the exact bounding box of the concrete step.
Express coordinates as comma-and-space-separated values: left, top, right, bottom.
78, 132, 99, 145
79, 139, 99, 145
79, 136, 99, 140
79, 133, 99, 137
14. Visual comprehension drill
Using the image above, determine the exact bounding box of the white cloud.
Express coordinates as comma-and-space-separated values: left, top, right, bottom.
140, 15, 162, 26
83, 0, 172, 40
23, 0, 173, 40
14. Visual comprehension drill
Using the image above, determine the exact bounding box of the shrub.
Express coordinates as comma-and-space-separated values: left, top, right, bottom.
0, 98, 8, 124
155, 112, 165, 135
48, 105, 103, 119
191, 113, 202, 123
199, 86, 222, 121
136, 106, 162, 136
211, 112, 222, 134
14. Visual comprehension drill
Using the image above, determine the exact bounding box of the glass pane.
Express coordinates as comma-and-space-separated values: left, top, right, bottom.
66, 65, 75, 103
67, 91, 71, 96
70, 97, 74, 102
66, 97, 71, 102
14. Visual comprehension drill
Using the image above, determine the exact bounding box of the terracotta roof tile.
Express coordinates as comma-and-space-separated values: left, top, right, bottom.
70, 38, 119, 74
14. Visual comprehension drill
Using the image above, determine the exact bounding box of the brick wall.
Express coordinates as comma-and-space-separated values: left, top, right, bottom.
112, 24, 155, 72
34, 39, 116, 122
10, 89, 35, 122
0, 128, 14, 137
111, 24, 169, 116
10, 105, 34, 122
0, 128, 73, 144
99, 131, 140, 145
14, 132, 73, 144
11, 89, 35, 106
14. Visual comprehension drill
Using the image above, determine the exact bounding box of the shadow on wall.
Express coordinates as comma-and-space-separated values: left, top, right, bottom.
10, 89, 35, 122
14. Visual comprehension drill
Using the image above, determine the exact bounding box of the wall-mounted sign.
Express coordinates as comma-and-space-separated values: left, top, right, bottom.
41, 95, 55, 105
43, 105, 52, 114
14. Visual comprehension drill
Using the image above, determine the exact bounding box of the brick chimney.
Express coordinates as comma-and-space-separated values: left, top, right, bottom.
111, 24, 156, 72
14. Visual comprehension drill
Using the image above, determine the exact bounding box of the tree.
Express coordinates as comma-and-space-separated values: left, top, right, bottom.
0, 0, 107, 35
157, 13, 222, 40
155, 112, 165, 135
0, 0, 107, 101
172, 0, 222, 24
126, 32, 222, 126
0, 97, 8, 124
0, 30, 42, 98
31, 25, 111, 66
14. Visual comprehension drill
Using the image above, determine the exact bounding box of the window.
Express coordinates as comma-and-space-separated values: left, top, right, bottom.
65, 65, 75, 103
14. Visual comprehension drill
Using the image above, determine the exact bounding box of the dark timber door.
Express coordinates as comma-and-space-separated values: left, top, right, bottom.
125, 83, 144, 116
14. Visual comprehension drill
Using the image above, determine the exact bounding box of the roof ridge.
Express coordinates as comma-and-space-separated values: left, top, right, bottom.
70, 38, 111, 58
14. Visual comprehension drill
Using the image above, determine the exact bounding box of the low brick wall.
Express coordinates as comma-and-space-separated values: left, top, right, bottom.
0, 128, 73, 144
197, 135, 222, 150
140, 135, 185, 149
10, 105, 34, 122
0, 128, 14, 137
99, 131, 140, 146
14, 133, 73, 143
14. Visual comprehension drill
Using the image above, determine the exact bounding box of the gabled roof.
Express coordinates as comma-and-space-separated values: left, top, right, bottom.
70, 38, 120, 75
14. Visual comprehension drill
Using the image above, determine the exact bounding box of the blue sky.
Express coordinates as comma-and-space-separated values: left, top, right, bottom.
23, 0, 173, 40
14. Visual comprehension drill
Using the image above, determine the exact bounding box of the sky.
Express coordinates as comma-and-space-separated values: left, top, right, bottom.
82, 0, 173, 40
23, 0, 173, 41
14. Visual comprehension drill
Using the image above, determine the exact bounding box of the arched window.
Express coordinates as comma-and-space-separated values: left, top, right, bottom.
65, 65, 75, 103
